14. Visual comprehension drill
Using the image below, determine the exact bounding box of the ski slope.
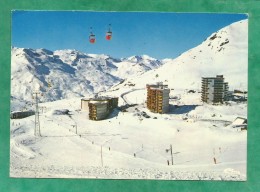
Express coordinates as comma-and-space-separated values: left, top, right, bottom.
10, 89, 247, 180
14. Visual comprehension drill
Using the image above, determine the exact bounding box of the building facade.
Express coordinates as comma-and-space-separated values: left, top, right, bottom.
89, 101, 109, 120
146, 82, 170, 113
10, 110, 35, 119
201, 75, 229, 104
84, 97, 118, 120
81, 98, 90, 111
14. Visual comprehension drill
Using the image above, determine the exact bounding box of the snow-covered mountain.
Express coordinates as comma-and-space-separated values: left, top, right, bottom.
112, 55, 162, 78
116, 19, 248, 91
11, 19, 247, 103
11, 48, 162, 102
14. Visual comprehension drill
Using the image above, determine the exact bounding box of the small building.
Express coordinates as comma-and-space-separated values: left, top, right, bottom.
201, 75, 229, 104
146, 82, 170, 114
10, 110, 35, 119
232, 117, 247, 130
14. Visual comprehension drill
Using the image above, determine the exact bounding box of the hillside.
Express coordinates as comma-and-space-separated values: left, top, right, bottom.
115, 19, 248, 91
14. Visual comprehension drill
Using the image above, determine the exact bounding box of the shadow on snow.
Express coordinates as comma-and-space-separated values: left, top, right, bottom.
169, 104, 200, 115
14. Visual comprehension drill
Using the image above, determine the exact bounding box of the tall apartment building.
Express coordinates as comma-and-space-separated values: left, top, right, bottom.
201, 75, 229, 104
146, 82, 170, 113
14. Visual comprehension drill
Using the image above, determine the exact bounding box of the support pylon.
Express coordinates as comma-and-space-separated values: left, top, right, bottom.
32, 91, 41, 137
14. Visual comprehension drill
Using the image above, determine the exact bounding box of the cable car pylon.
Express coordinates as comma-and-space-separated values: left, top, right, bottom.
32, 91, 42, 137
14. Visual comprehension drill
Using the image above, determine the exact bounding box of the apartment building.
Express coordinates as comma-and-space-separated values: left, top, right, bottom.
146, 82, 170, 113
201, 75, 229, 104
81, 97, 118, 120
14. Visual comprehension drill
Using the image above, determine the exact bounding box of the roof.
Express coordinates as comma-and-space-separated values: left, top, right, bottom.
82, 96, 118, 102
150, 87, 170, 91
89, 100, 108, 104
232, 117, 247, 125
147, 82, 169, 91
81, 98, 91, 101
202, 75, 225, 80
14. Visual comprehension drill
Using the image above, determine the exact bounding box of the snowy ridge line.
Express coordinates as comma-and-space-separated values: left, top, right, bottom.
10, 164, 246, 180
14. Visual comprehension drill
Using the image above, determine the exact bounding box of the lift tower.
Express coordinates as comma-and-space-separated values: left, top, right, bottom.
32, 91, 42, 137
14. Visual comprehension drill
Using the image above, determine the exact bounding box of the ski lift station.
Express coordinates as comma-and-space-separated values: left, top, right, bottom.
81, 97, 118, 120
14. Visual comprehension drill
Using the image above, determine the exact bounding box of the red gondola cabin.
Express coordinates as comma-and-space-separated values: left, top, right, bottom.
106, 31, 112, 40
106, 24, 112, 40
89, 34, 96, 44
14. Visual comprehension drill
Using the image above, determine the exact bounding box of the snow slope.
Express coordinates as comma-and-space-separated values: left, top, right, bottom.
10, 92, 247, 180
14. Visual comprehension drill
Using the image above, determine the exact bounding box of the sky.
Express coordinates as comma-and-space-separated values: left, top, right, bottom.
12, 11, 247, 59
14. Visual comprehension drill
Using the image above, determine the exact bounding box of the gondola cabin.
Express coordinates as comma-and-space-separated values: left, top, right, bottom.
106, 31, 112, 40
89, 34, 96, 44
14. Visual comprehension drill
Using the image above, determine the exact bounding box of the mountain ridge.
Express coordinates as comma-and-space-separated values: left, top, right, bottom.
11, 19, 248, 103
11, 47, 162, 102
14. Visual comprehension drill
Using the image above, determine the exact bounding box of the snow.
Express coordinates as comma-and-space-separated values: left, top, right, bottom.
232, 117, 246, 125
10, 91, 247, 180
10, 20, 247, 180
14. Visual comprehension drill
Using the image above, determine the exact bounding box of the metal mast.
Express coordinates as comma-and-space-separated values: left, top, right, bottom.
166, 144, 173, 165
33, 91, 41, 137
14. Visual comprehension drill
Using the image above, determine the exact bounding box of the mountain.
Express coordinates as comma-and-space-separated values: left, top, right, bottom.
11, 19, 247, 104
11, 48, 162, 103
115, 19, 248, 91
112, 55, 162, 78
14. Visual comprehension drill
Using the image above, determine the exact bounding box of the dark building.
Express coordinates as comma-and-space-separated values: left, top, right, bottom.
10, 110, 35, 119
201, 75, 229, 104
